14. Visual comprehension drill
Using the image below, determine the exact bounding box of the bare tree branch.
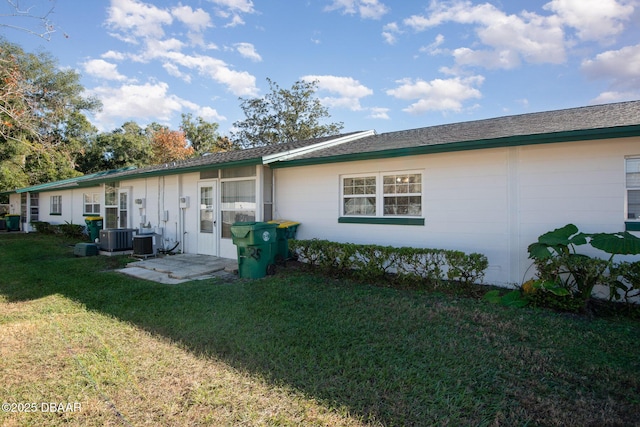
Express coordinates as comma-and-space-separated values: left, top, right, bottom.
0, 0, 62, 40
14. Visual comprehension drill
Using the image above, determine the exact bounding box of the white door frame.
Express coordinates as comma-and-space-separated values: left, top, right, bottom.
197, 180, 218, 256
118, 187, 131, 228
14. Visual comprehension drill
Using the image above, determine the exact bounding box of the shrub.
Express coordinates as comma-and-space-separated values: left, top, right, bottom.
31, 221, 57, 235
289, 239, 488, 288
57, 222, 86, 239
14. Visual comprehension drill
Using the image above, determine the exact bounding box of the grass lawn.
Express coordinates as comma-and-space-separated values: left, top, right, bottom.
1, 233, 639, 426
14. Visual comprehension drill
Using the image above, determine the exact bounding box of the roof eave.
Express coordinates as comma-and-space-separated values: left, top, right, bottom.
262, 130, 376, 164
270, 124, 640, 169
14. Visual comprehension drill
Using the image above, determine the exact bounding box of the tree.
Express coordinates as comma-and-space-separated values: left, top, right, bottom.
0, 39, 101, 190
231, 78, 344, 148
150, 127, 194, 164
77, 121, 152, 173
180, 113, 237, 155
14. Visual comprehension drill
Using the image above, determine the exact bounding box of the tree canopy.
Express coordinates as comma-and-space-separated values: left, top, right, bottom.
1, 40, 346, 192
0, 39, 101, 191
150, 126, 194, 164
231, 78, 344, 148
180, 113, 238, 155
77, 122, 152, 174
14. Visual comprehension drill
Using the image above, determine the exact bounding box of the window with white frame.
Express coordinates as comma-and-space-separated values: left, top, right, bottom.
221, 179, 256, 238
626, 157, 640, 220
50, 195, 62, 215
341, 171, 423, 217
83, 193, 100, 215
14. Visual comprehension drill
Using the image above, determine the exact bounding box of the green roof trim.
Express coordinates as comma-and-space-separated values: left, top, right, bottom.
338, 217, 425, 226
78, 158, 262, 187
271, 124, 640, 169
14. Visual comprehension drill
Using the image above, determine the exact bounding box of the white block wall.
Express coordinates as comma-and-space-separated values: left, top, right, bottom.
273, 137, 640, 286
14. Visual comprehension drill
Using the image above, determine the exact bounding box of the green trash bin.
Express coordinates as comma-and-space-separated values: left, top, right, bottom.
84, 216, 104, 242
230, 221, 278, 279
5, 214, 21, 231
268, 220, 300, 263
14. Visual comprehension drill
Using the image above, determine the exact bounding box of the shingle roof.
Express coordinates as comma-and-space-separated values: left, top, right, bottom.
275, 100, 640, 166
78, 132, 361, 184
9, 132, 363, 193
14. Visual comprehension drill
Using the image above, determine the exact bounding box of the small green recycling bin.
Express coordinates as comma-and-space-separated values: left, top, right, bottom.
230, 221, 278, 279
268, 220, 300, 263
5, 214, 21, 231
84, 216, 103, 242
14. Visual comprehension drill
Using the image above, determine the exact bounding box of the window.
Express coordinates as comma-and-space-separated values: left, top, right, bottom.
29, 193, 39, 222
341, 171, 423, 223
84, 193, 100, 215
50, 195, 62, 215
627, 157, 640, 220
383, 173, 422, 216
343, 176, 376, 215
221, 179, 256, 238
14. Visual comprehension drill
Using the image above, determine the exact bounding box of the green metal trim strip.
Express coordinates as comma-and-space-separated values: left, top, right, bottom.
338, 217, 425, 226
625, 221, 640, 231
271, 125, 640, 169
73, 159, 262, 188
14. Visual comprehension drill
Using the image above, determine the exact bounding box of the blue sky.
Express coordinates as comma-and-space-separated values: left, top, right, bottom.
3, 0, 640, 136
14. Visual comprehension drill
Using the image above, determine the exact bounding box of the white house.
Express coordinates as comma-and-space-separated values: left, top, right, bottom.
6, 131, 373, 259
6, 101, 640, 285
266, 100, 640, 286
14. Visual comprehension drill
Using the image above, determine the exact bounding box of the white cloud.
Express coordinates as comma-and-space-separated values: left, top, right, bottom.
106, 0, 173, 42
162, 62, 192, 83
88, 81, 227, 130
368, 107, 390, 120
543, 0, 635, 42
82, 59, 128, 81
101, 50, 127, 61
419, 34, 446, 55
386, 76, 484, 114
88, 81, 191, 127
582, 43, 640, 100
235, 42, 262, 62
590, 90, 640, 104
155, 52, 258, 96
223, 14, 245, 27
209, 0, 255, 14
325, 0, 389, 20
403, 1, 566, 69
382, 22, 401, 44
172, 5, 212, 32
196, 106, 227, 122
302, 75, 373, 110
141, 38, 186, 59
208, 0, 255, 27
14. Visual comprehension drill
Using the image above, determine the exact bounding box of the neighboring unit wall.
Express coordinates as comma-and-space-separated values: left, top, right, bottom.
22, 187, 103, 229
273, 137, 640, 286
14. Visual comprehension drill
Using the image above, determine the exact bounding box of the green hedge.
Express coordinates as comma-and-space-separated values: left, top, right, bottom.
289, 239, 488, 287
30, 221, 86, 239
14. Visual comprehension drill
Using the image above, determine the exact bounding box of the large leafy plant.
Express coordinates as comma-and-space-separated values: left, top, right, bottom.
527, 224, 640, 311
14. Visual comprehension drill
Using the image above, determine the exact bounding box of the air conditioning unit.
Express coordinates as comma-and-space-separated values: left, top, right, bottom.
133, 234, 157, 258
99, 229, 135, 252
179, 196, 189, 208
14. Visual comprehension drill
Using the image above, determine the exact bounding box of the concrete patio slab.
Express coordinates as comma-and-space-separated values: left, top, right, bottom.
118, 254, 238, 284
